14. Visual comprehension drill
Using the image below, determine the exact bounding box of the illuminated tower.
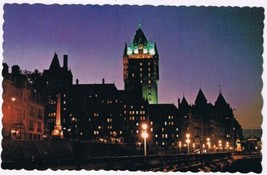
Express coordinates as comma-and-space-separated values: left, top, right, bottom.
52, 93, 63, 138
123, 24, 159, 104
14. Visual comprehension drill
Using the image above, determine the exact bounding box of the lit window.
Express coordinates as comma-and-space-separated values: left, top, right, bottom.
164, 121, 167, 126
136, 111, 138, 114
155, 134, 158, 138
140, 63, 142, 66
136, 130, 139, 134
165, 134, 168, 138
150, 121, 153, 125
136, 123, 139, 126
176, 134, 179, 138
148, 80, 151, 84
150, 128, 153, 132
140, 68, 142, 71
140, 74, 142, 77
162, 128, 164, 132
176, 128, 179, 131
132, 73, 135, 77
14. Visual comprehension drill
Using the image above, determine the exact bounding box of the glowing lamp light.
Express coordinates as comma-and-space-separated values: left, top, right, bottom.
186, 138, 190, 144
141, 132, 148, 139
11, 97, 16, 101
186, 133, 190, 138
142, 123, 148, 130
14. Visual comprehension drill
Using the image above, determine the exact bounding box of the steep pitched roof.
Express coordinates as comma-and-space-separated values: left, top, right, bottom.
180, 96, 189, 107
195, 88, 207, 105
133, 26, 148, 45
49, 53, 61, 70
215, 92, 227, 106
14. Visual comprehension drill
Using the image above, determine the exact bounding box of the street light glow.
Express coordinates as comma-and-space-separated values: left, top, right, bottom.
141, 132, 148, 139
142, 123, 148, 130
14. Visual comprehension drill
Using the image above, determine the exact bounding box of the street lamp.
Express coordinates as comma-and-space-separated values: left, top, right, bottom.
178, 141, 182, 154
226, 141, 229, 151
218, 140, 222, 151
207, 137, 211, 153
141, 123, 148, 156
186, 133, 190, 154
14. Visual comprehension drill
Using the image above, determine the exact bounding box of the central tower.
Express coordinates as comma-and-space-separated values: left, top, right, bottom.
123, 24, 159, 104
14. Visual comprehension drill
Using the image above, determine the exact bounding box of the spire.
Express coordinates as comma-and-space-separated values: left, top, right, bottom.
133, 25, 148, 45
49, 52, 61, 70
181, 96, 189, 107
195, 88, 207, 106
215, 92, 227, 106
123, 43, 128, 56
138, 22, 142, 29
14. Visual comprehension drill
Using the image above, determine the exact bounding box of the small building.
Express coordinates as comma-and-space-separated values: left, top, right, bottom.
2, 63, 44, 140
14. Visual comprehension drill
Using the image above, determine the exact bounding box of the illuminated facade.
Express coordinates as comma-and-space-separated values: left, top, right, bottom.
149, 104, 179, 147
42, 53, 73, 138
2, 64, 44, 140
178, 89, 243, 150
123, 24, 159, 104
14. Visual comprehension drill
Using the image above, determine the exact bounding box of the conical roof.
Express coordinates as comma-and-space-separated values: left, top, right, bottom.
215, 92, 227, 106
180, 96, 189, 107
195, 88, 207, 105
49, 53, 60, 70
133, 26, 148, 45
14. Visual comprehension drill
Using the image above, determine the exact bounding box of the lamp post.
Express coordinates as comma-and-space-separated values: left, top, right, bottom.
226, 141, 229, 151
186, 133, 190, 154
178, 141, 182, 154
207, 137, 211, 153
141, 123, 148, 156
218, 140, 222, 152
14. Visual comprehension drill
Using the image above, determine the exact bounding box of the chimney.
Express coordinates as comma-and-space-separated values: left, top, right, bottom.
11, 65, 20, 76
63, 54, 68, 70
178, 98, 181, 108
2, 63, 9, 78
76, 79, 79, 85
102, 78, 105, 84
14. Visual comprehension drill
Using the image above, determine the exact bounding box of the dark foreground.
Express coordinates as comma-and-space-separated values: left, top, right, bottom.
1, 140, 262, 172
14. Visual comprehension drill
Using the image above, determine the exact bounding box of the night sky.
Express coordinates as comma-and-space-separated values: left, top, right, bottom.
3, 4, 264, 129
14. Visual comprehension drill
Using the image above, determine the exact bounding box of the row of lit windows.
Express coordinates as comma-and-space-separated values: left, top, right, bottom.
164, 121, 174, 126
124, 105, 144, 109
48, 113, 56, 117
129, 116, 146, 121
155, 134, 179, 139
168, 116, 174, 119
129, 111, 146, 115
139, 62, 151, 66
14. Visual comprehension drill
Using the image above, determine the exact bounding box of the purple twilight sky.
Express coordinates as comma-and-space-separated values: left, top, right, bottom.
3, 4, 264, 129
